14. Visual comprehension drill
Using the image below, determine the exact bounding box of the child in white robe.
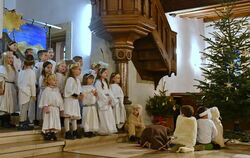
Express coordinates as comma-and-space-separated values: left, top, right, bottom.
0, 52, 18, 114
110, 72, 126, 129
73, 56, 84, 82
95, 68, 117, 135
171, 105, 197, 153
7, 41, 22, 72
196, 106, 219, 150
64, 62, 84, 139
37, 61, 53, 121
81, 73, 99, 137
18, 55, 36, 130
33, 50, 49, 83
39, 74, 64, 140
55, 61, 67, 95
0, 52, 18, 127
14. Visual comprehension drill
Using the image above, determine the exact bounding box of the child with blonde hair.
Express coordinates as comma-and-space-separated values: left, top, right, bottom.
39, 74, 64, 140
0, 52, 18, 127
55, 60, 67, 95
64, 62, 84, 139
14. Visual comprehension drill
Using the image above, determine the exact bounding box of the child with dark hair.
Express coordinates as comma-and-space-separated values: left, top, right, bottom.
34, 50, 49, 83
171, 105, 197, 153
196, 106, 219, 150
24, 48, 34, 56
81, 73, 99, 137
94, 68, 117, 135
7, 41, 22, 72
37, 61, 53, 121
17, 55, 36, 130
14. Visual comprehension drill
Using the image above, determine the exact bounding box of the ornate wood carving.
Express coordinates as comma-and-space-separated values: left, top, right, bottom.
89, 0, 177, 101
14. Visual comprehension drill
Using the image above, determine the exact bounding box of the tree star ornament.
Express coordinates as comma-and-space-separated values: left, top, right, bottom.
3, 9, 25, 32
225, 82, 233, 88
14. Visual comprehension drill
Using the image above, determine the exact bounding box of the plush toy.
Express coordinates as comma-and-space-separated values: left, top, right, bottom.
210, 107, 225, 147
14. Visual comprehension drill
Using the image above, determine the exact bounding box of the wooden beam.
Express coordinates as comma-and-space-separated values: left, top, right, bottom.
162, 0, 221, 13
204, 12, 250, 22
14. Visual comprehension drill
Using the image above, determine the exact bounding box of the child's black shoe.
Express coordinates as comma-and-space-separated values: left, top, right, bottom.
65, 131, 73, 139
129, 136, 137, 142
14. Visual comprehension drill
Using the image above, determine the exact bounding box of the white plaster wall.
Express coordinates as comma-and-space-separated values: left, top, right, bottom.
128, 17, 206, 125
160, 16, 205, 94
15, 0, 92, 71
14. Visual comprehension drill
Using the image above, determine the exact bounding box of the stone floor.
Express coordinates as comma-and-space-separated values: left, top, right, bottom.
34, 142, 250, 158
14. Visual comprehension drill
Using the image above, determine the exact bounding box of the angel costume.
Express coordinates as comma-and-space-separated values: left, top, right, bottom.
110, 83, 126, 129
56, 72, 66, 95
36, 75, 46, 120
39, 87, 63, 133
18, 69, 36, 122
0, 65, 18, 114
81, 85, 99, 132
64, 77, 82, 119
95, 79, 117, 135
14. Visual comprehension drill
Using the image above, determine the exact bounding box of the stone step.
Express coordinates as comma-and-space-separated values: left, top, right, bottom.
0, 130, 43, 144
0, 140, 64, 158
64, 133, 128, 151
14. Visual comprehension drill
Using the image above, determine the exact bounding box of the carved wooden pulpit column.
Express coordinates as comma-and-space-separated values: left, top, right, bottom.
89, 0, 156, 104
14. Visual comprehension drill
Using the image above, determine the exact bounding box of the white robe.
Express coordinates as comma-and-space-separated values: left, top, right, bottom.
172, 115, 197, 152
64, 77, 81, 120
37, 75, 46, 120
110, 84, 126, 129
56, 73, 66, 95
39, 87, 63, 132
13, 55, 22, 72
33, 61, 44, 84
0, 66, 7, 115
95, 79, 117, 135
0, 65, 18, 113
18, 69, 36, 105
81, 85, 99, 132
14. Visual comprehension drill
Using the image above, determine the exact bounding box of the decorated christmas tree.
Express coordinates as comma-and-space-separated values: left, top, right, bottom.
195, 2, 250, 123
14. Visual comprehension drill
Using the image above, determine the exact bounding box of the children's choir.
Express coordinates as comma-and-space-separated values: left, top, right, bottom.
0, 45, 127, 140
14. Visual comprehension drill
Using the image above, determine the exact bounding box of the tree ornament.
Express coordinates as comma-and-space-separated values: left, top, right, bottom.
230, 63, 235, 68
225, 82, 233, 88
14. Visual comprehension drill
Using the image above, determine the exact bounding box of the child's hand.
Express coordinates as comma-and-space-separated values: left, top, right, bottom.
0, 89, 4, 95
78, 93, 84, 99
92, 90, 98, 96
36, 88, 40, 93
43, 106, 50, 113
32, 96, 36, 101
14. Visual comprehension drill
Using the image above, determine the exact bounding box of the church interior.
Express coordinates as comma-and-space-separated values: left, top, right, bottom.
0, 0, 249, 157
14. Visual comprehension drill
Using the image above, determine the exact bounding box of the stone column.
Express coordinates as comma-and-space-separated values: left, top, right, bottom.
112, 43, 133, 105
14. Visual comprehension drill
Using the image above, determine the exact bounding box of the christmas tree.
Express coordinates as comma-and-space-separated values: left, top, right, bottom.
195, 2, 250, 123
